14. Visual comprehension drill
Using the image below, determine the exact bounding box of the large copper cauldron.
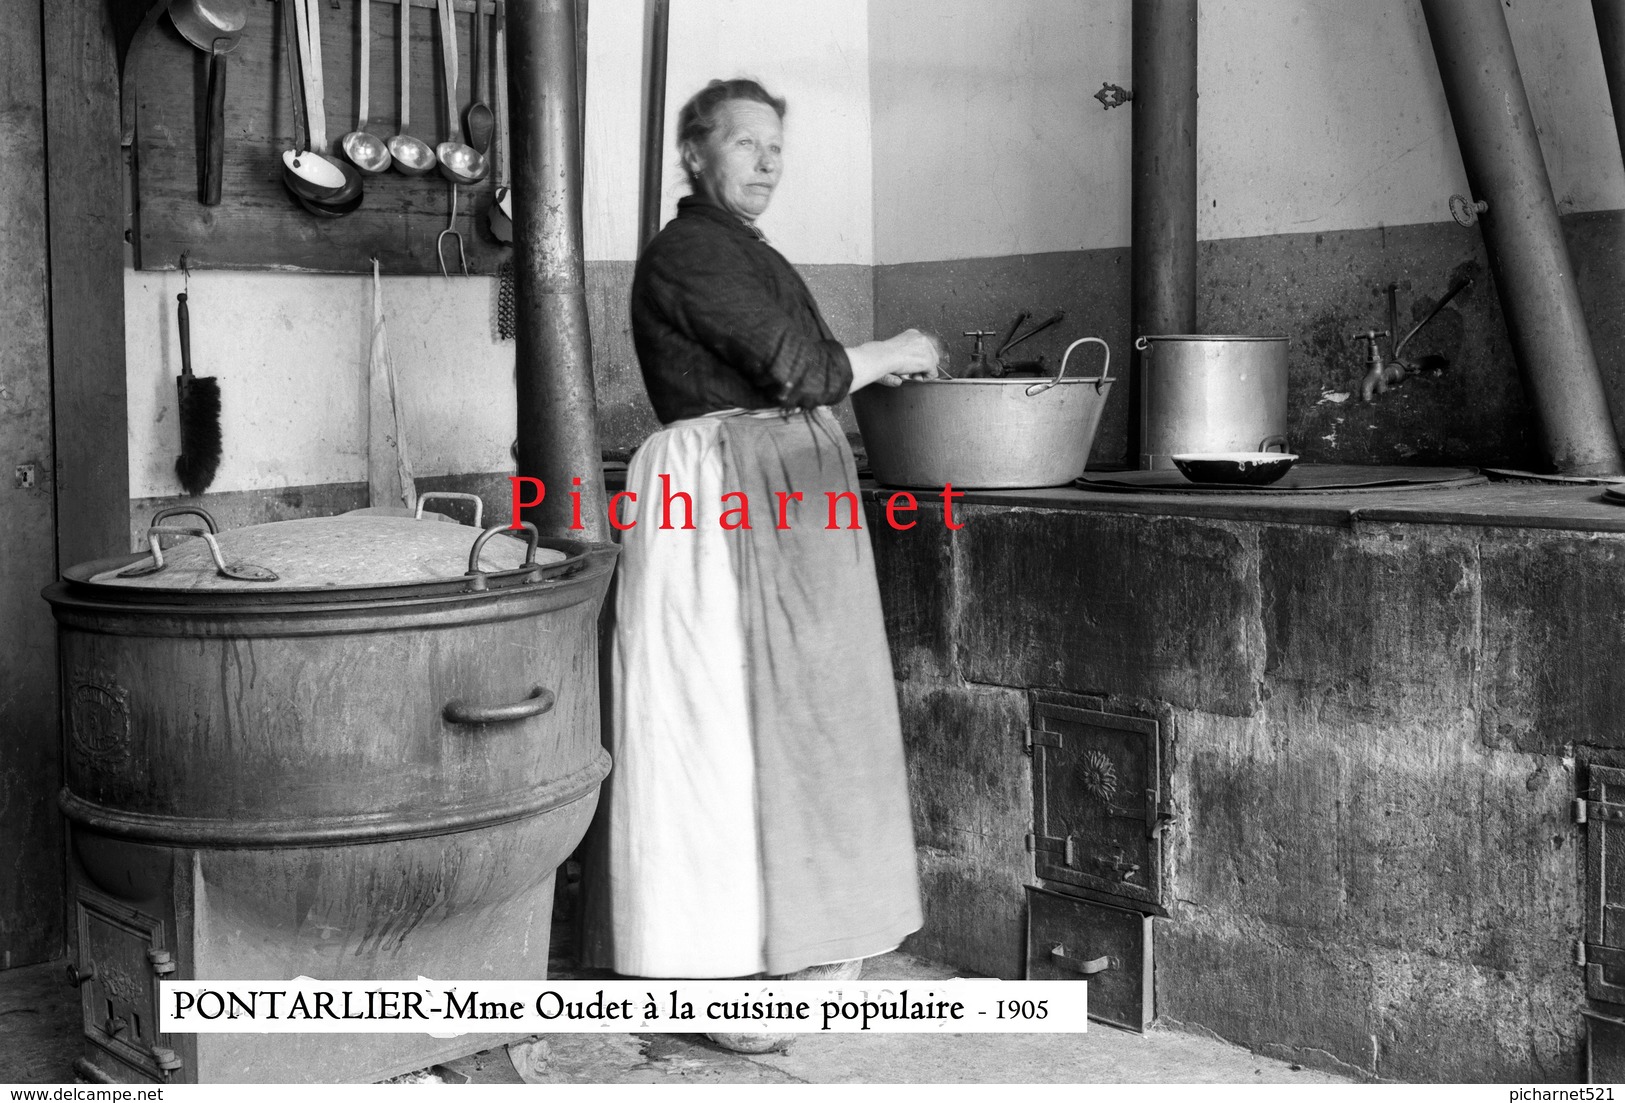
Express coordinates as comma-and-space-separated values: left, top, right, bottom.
42, 507, 617, 1083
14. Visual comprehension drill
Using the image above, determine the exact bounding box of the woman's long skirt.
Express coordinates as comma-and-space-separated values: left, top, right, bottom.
579, 406, 922, 978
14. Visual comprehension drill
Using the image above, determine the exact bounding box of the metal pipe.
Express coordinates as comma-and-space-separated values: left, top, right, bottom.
638, 0, 670, 253
1422, 0, 1623, 474
1129, 0, 1198, 469
507, 0, 610, 539
1594, 0, 1625, 178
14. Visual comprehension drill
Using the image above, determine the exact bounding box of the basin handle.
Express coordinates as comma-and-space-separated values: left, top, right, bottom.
443, 685, 556, 726
1049, 945, 1111, 976
1028, 337, 1113, 397
417, 491, 484, 528
1259, 435, 1289, 454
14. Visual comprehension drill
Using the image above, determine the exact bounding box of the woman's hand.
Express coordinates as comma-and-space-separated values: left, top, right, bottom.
845, 329, 945, 392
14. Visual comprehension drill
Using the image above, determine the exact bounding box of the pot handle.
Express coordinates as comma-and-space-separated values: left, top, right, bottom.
466, 521, 539, 591
150, 505, 219, 533
1027, 337, 1112, 397
118, 525, 278, 582
1259, 435, 1289, 453
1133, 335, 1151, 353
443, 685, 556, 726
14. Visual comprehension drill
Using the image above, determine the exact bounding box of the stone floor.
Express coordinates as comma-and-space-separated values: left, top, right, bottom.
0, 939, 1349, 1085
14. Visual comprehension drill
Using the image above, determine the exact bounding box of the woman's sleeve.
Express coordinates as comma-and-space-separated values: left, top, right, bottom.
639, 235, 853, 408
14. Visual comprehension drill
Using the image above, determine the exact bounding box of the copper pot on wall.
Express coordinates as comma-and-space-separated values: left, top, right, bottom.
1135, 335, 1289, 470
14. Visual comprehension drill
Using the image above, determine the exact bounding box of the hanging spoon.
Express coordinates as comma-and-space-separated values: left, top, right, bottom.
388, 0, 436, 175
435, 0, 488, 185
341, 0, 391, 173
488, 3, 511, 242
464, 0, 493, 155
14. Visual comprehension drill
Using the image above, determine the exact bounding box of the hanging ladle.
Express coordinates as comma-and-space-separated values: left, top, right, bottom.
387, 0, 436, 175
341, 0, 391, 173
464, 0, 494, 154
281, 0, 362, 213
280, 0, 341, 198
435, 0, 488, 185
170, 0, 246, 206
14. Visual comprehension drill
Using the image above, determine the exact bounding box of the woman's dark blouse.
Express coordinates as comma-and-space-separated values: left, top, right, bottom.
630, 195, 854, 423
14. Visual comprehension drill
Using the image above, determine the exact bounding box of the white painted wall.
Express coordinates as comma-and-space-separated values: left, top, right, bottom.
869, 0, 1131, 263
125, 270, 515, 499
869, 0, 1625, 263
661, 0, 874, 263
126, 0, 1625, 497
127, 0, 877, 500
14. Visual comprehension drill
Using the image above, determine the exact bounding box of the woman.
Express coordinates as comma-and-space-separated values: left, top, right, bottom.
579, 78, 937, 996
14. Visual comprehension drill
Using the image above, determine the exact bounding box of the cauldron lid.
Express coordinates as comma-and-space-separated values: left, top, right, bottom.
86, 515, 564, 593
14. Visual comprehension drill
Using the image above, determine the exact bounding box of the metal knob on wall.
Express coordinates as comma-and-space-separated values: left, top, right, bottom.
1095, 82, 1133, 109
1450, 194, 1489, 227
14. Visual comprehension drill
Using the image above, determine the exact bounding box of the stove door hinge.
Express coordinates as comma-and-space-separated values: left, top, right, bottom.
1025, 728, 1060, 757
1574, 796, 1625, 824
1578, 939, 1589, 968
1146, 790, 1178, 838
150, 1046, 184, 1078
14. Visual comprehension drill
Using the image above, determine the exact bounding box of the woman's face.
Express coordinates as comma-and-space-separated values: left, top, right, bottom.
685, 99, 783, 223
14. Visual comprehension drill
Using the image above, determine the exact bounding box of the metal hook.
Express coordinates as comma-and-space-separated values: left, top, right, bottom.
438, 184, 468, 278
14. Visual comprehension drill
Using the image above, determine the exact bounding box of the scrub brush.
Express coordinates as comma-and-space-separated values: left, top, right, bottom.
174, 288, 222, 495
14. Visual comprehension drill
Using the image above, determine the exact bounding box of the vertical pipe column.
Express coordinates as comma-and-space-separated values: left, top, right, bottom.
1130, 0, 1199, 468
1422, 0, 1623, 474
508, 0, 610, 539
638, 0, 670, 253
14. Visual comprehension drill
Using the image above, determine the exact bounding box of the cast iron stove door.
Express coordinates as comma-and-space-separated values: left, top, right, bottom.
1029, 700, 1169, 909
72, 885, 181, 1080
1584, 764, 1625, 1005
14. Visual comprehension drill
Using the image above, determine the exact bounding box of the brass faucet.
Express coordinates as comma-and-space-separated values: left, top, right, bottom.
1356, 278, 1474, 402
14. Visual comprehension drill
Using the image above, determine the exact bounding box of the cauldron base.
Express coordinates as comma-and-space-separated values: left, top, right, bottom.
66, 795, 595, 1084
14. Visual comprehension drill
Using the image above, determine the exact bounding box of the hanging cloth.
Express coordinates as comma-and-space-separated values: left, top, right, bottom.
367, 258, 416, 509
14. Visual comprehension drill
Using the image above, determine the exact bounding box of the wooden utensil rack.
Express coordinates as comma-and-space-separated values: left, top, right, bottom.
130, 0, 509, 275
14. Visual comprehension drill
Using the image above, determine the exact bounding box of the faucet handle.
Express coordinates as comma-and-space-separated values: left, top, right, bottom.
1350, 330, 1390, 345
962, 329, 997, 359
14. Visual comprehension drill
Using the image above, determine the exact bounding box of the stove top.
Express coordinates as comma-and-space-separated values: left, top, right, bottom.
1076, 463, 1486, 495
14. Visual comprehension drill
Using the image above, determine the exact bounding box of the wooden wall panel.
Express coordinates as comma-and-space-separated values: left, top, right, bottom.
3, 0, 63, 968
133, 0, 507, 275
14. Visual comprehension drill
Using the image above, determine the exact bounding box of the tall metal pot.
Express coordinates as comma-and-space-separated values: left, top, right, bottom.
1137, 335, 1288, 469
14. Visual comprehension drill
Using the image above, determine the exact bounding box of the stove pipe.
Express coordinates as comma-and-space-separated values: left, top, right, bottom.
1421, 0, 1623, 475
1130, 0, 1199, 469
1595, 1, 1625, 183
508, 0, 611, 538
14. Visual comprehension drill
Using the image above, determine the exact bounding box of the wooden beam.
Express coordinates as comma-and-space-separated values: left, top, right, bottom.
45, 0, 131, 562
